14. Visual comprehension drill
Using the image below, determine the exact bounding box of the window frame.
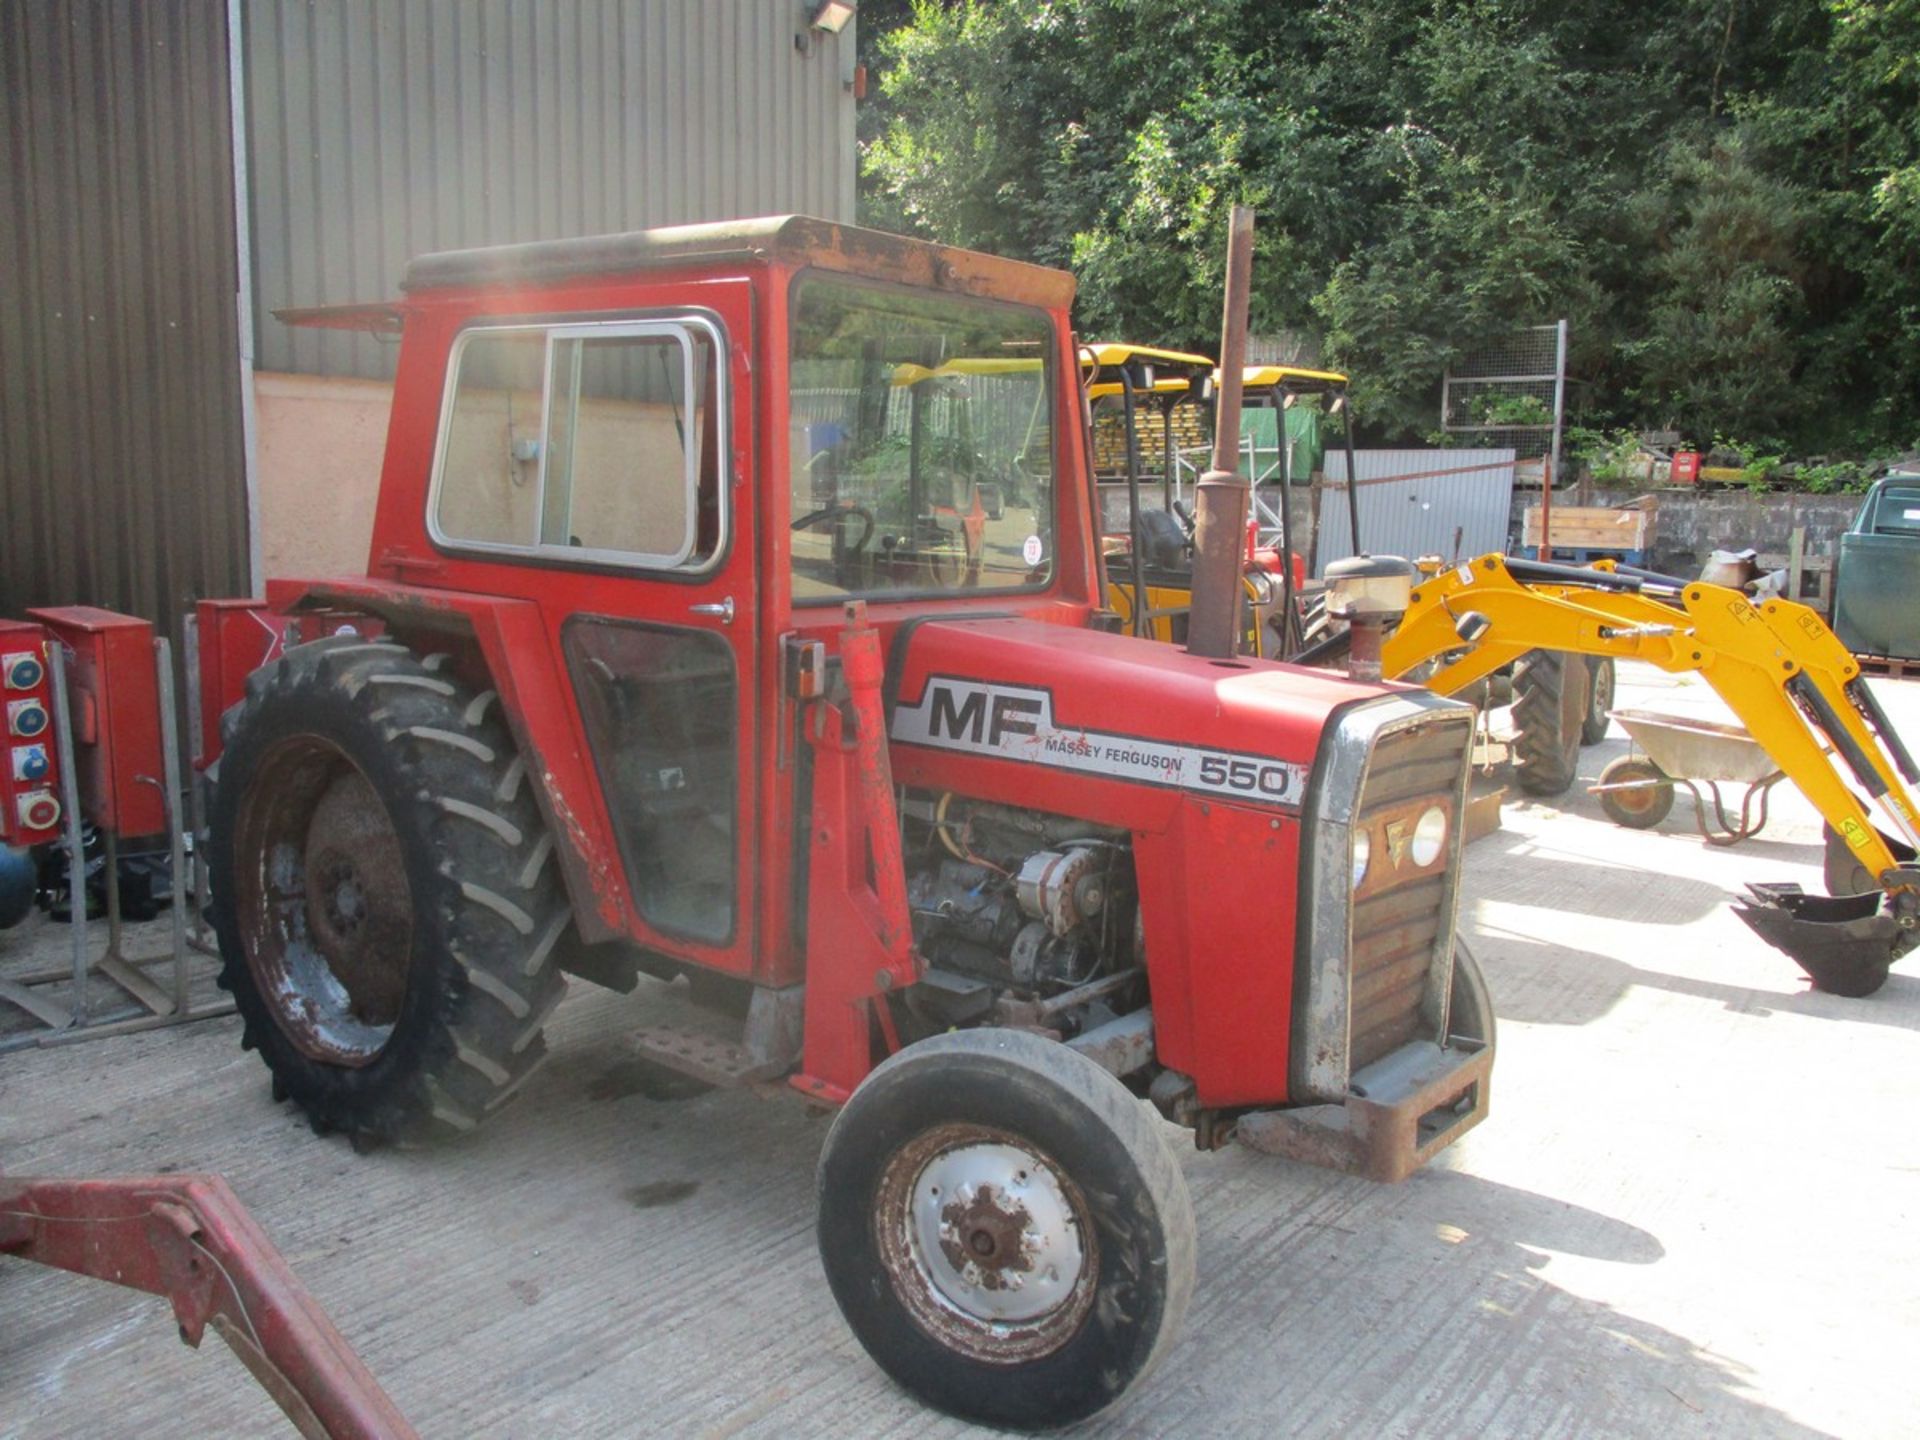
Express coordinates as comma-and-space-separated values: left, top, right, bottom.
425, 313, 729, 574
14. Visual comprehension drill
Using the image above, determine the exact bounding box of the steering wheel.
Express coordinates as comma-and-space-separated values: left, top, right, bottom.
791, 503, 874, 553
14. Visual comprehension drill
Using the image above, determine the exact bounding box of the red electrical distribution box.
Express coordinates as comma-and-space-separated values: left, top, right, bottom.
27, 607, 167, 839
0, 618, 64, 844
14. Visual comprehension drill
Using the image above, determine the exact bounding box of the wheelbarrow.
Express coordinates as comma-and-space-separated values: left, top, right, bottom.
1590, 706, 1788, 845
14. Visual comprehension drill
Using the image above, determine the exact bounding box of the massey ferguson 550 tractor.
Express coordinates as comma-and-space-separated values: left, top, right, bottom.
196, 217, 1491, 1427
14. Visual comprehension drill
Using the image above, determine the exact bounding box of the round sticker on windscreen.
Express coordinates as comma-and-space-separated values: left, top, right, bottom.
1022, 534, 1045, 566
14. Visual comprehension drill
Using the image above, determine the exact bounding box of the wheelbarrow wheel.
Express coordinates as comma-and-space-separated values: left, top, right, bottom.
1598, 755, 1674, 829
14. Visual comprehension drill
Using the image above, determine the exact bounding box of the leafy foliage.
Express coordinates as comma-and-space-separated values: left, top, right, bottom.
859, 0, 1920, 458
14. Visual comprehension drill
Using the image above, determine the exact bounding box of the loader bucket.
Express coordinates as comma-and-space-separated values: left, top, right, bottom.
1732, 882, 1902, 997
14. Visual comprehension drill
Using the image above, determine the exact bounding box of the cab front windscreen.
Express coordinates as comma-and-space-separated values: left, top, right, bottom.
788, 276, 1056, 602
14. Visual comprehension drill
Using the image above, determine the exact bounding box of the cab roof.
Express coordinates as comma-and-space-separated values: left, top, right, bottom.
1081, 343, 1216, 400
1239, 364, 1349, 391
398, 214, 1076, 310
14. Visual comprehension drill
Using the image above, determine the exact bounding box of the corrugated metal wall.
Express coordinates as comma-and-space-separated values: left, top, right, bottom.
0, 0, 249, 628
245, 1, 860, 379
1317, 449, 1518, 575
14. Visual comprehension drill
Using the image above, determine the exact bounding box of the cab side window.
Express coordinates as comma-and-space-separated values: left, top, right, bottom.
432, 319, 724, 569
434, 331, 547, 548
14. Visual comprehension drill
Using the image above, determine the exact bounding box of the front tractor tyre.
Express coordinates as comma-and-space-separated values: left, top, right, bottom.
209, 637, 571, 1147
817, 1028, 1196, 1430
1448, 939, 1497, 1057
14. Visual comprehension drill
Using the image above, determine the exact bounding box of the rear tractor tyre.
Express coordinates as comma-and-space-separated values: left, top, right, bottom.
209, 636, 571, 1146
817, 1028, 1196, 1429
1597, 755, 1674, 830
1510, 649, 1591, 797
1580, 656, 1616, 746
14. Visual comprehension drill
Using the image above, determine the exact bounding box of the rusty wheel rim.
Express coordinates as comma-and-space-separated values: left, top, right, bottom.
234, 736, 413, 1066
1609, 762, 1668, 818
874, 1122, 1097, 1365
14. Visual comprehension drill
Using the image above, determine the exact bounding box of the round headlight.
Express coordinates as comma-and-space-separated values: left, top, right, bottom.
1351, 827, 1371, 889
1411, 805, 1448, 867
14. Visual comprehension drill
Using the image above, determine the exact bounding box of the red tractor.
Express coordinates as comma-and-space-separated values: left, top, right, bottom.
193, 217, 1491, 1427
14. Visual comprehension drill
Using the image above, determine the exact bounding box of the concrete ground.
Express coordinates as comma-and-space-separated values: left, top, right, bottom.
3, 661, 1917, 1439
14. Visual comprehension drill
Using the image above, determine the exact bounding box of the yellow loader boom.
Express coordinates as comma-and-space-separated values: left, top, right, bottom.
1382, 553, 1920, 996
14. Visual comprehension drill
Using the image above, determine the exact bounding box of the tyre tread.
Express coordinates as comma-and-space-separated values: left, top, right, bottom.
210, 635, 571, 1145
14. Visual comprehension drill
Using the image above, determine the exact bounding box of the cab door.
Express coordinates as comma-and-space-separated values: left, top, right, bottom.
426, 283, 762, 976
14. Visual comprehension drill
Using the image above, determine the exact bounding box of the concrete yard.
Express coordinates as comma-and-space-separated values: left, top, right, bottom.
3, 661, 1917, 1438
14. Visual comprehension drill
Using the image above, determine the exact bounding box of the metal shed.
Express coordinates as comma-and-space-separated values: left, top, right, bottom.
1317, 448, 1518, 574
0, 0, 860, 627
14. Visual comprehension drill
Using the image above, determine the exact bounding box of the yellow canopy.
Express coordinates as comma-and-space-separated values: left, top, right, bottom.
1082, 342, 1215, 370
889, 356, 1046, 387
1236, 364, 1349, 392
1081, 342, 1215, 400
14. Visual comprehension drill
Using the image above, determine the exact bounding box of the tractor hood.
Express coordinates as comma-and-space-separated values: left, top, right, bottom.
885, 616, 1411, 827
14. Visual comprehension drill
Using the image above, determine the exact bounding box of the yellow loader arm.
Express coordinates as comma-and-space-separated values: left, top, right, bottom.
1383, 554, 1920, 994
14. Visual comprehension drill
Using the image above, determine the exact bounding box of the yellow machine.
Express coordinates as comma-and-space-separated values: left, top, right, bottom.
1083, 347, 1612, 788
1079, 347, 1917, 992
1082, 344, 1278, 652
1083, 346, 1324, 657
1360, 551, 1920, 995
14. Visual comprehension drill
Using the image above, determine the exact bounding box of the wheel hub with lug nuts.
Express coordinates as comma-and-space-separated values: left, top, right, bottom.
907, 1138, 1087, 1326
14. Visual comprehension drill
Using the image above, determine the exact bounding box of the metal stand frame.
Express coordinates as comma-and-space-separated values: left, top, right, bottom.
0, 634, 233, 1052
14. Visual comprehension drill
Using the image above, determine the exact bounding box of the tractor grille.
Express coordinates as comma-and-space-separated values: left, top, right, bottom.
1347, 715, 1471, 1071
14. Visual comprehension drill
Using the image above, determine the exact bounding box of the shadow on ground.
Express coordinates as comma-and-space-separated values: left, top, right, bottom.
1467, 925, 1920, 1032
1118, 1147, 1833, 1440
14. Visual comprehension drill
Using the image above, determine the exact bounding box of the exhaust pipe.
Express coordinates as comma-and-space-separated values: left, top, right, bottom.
1186, 205, 1256, 660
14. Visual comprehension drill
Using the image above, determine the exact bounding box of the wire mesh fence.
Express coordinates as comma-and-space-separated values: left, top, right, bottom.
1441, 323, 1567, 473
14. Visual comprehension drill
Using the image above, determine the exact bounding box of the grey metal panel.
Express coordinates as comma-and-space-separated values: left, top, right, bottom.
1317, 449, 1516, 575
246, 0, 859, 380
0, 0, 249, 628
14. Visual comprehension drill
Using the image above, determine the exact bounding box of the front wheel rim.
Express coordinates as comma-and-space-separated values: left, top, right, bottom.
876, 1123, 1098, 1364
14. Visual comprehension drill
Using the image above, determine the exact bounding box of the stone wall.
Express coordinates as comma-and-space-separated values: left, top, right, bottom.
1509, 486, 1863, 575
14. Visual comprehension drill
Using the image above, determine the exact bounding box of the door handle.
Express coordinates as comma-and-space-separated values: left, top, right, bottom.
689, 597, 735, 626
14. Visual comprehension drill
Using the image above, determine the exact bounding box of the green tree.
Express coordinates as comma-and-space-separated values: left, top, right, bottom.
859, 0, 1920, 456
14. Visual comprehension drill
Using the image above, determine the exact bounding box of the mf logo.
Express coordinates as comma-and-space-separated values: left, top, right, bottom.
928, 683, 1045, 748
1384, 818, 1413, 868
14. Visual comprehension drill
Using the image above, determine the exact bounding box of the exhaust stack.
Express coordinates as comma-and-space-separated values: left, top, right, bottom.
1186, 205, 1256, 660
